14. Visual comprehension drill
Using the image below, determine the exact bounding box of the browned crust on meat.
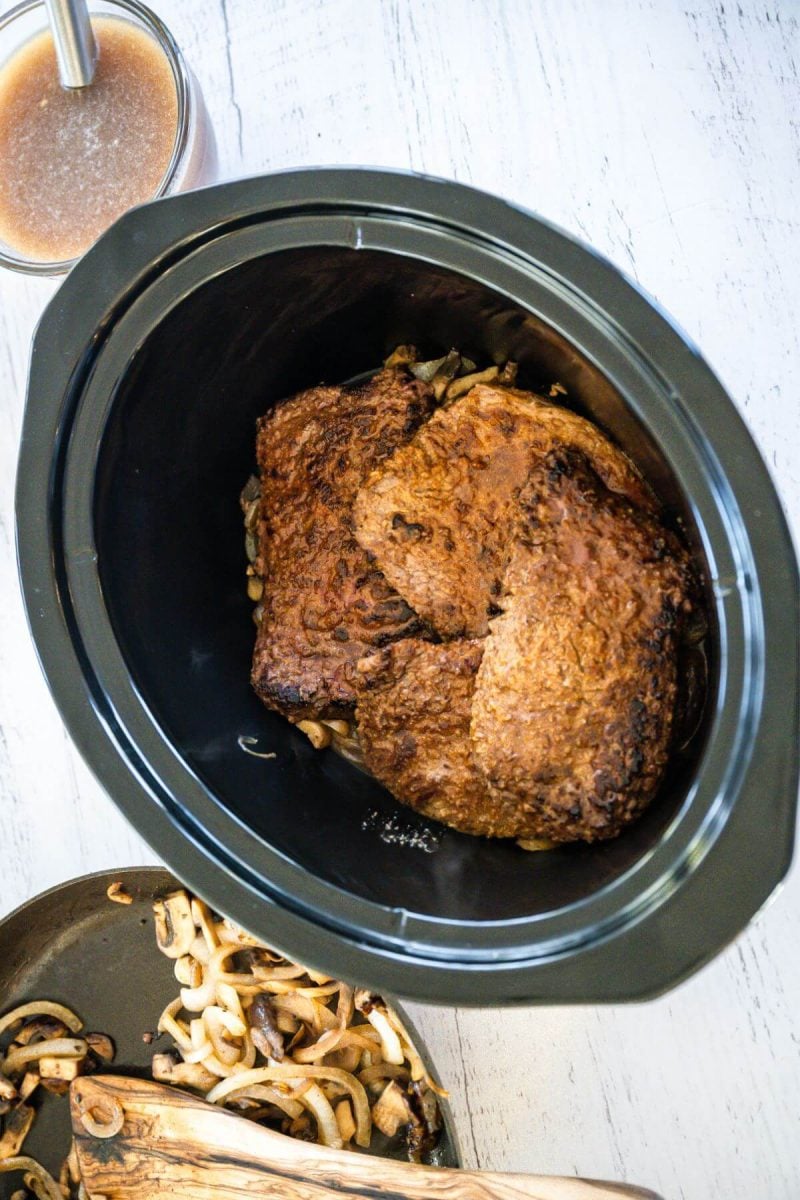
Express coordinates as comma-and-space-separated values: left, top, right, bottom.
353, 384, 653, 639
252, 366, 698, 847
354, 639, 491, 833
470, 447, 692, 842
251, 368, 435, 719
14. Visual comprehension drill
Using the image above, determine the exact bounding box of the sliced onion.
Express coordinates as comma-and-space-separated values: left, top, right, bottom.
292, 1025, 346, 1063
214, 920, 266, 949
305, 969, 335, 985
206, 1066, 371, 1147
210, 1003, 246, 1039
209, 943, 239, 973
191, 898, 219, 952
0, 1003, 82, 1040
362, 1008, 404, 1066
263, 983, 340, 999
238, 1030, 257, 1070
225, 1084, 303, 1119
299, 1083, 342, 1148
174, 955, 202, 988
215, 982, 246, 1026
182, 1019, 213, 1064
249, 964, 309, 982
3, 1038, 87, 1076
203, 1008, 242, 1067
200, 1053, 231, 1079
270, 994, 334, 1030
189, 935, 210, 965
157, 999, 192, 1053
336, 984, 354, 1026
384, 1007, 448, 1096
183, 1041, 213, 1064
0, 1158, 62, 1200
180, 982, 218, 1013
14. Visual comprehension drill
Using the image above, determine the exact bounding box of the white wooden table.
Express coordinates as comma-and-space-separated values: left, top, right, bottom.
1, 2, 799, 1196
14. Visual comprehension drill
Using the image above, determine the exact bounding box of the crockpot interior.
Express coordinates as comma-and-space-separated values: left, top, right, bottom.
94, 247, 710, 922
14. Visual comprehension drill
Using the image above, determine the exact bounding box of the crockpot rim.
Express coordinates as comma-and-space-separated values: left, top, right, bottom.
15, 167, 799, 1004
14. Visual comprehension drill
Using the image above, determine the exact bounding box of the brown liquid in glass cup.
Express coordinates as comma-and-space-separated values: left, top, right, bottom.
0, 1, 214, 273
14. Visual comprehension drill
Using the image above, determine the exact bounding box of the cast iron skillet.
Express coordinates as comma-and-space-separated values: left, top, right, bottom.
15, 169, 800, 1004
0, 867, 459, 1188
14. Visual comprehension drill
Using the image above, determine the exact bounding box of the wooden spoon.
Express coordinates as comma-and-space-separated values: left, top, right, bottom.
71, 1076, 661, 1200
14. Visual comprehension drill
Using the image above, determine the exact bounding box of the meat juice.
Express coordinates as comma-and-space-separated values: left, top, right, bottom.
0, 17, 178, 263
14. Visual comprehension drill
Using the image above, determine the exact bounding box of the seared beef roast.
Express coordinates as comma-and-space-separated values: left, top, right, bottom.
250, 360, 698, 844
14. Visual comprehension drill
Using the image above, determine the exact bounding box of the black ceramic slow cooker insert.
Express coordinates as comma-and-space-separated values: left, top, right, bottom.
16, 169, 800, 1004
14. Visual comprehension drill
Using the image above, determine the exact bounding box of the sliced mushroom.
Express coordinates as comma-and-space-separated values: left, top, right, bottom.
240, 474, 261, 509
38, 1055, 85, 1083
151, 1053, 217, 1092
85, 1033, 115, 1063
370, 1080, 413, 1138
409, 354, 447, 383
10, 1017, 69, 1047
0, 1102, 35, 1159
334, 1098, 356, 1143
431, 350, 464, 400
153, 890, 196, 959
407, 1079, 442, 1162
249, 994, 285, 1061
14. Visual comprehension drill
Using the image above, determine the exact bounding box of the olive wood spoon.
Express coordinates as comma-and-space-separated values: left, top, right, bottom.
71, 1076, 661, 1200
